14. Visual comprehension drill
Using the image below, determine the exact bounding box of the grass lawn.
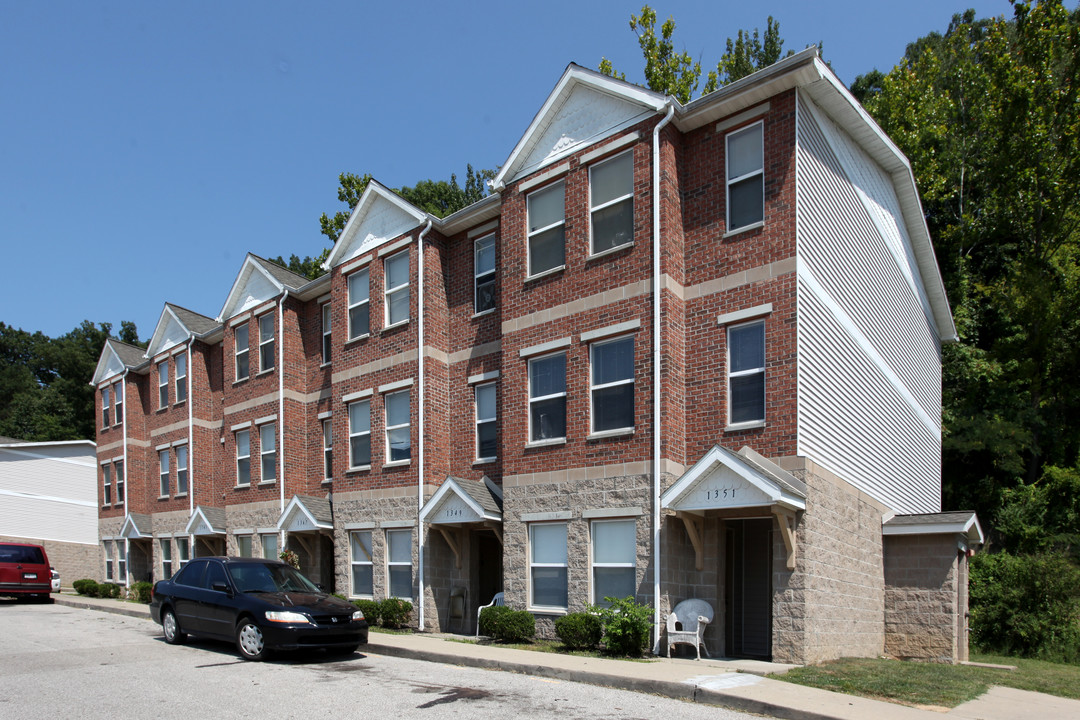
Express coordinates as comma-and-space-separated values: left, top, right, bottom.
771, 653, 1080, 709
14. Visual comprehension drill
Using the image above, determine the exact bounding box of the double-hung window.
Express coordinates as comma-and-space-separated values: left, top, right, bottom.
175, 353, 187, 403
102, 386, 110, 427
384, 251, 410, 327
475, 383, 497, 462
348, 269, 370, 339
527, 182, 565, 276
386, 528, 412, 599
321, 303, 332, 364
236, 429, 251, 486
104, 543, 114, 581
260, 533, 277, 560
158, 361, 169, 409
117, 544, 127, 584
726, 122, 765, 232
235, 324, 250, 380
259, 314, 275, 372
590, 151, 634, 253
591, 519, 637, 606
728, 321, 766, 425
115, 460, 125, 503
159, 449, 170, 497
590, 336, 635, 434
260, 423, 277, 483
237, 535, 252, 557
350, 530, 373, 597
474, 234, 496, 313
385, 390, 411, 462
322, 419, 333, 481
348, 400, 371, 468
176, 537, 189, 568
529, 522, 568, 610
102, 464, 112, 505
176, 445, 188, 495
161, 539, 172, 579
528, 353, 566, 442
113, 381, 123, 425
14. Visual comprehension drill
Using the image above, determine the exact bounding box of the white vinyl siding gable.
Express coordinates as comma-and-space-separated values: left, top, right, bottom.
795, 91, 943, 514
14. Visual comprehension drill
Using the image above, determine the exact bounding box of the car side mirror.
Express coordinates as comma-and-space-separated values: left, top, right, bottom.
212, 581, 232, 595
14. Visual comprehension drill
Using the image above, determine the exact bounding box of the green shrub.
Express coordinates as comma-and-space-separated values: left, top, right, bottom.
479, 604, 535, 643
331, 592, 347, 602
378, 597, 413, 628
98, 582, 122, 599
593, 596, 653, 657
555, 612, 603, 650
970, 550, 1080, 662
73, 579, 100, 597
352, 599, 380, 625
129, 581, 153, 604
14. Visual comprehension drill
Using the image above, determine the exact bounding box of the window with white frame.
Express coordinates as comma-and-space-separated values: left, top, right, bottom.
321, 303, 332, 364
475, 383, 497, 462
104, 543, 114, 581
235, 324, 250, 380
102, 464, 112, 505
159, 449, 170, 496
175, 353, 187, 403
474, 234, 496, 313
158, 361, 169, 409
350, 530, 373, 597
386, 528, 412, 599
348, 268, 370, 339
161, 538, 172, 579
117, 544, 127, 584
385, 390, 411, 462
590, 336, 635, 433
590, 151, 634, 253
529, 353, 566, 442
176, 537, 189, 568
176, 445, 188, 495
259, 313, 275, 372
236, 429, 251, 486
323, 418, 333, 481
728, 320, 766, 425
348, 400, 371, 468
259, 423, 276, 483
260, 533, 277, 560
115, 460, 125, 503
236, 535, 252, 557
591, 519, 637, 606
726, 122, 764, 231
113, 381, 123, 425
102, 386, 110, 428
527, 181, 565, 276
529, 522, 568, 609
384, 250, 410, 327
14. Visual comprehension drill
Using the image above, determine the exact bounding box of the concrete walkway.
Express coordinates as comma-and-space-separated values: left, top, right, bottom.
51, 594, 1080, 720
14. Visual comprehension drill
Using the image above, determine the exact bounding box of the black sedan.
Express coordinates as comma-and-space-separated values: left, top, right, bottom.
150, 556, 367, 661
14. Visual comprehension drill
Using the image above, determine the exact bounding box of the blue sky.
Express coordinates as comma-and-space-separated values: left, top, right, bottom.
1, 0, 1014, 341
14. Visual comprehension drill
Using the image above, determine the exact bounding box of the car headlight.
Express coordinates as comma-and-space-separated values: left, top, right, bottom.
265, 610, 311, 624
351, 610, 365, 622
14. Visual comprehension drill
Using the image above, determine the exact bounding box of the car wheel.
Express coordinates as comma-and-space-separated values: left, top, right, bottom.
162, 609, 186, 645
236, 618, 270, 661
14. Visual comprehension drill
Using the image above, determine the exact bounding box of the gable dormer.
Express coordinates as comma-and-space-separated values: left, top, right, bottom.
493, 64, 668, 189
144, 304, 214, 359
218, 254, 306, 322
92, 339, 145, 386
324, 181, 430, 270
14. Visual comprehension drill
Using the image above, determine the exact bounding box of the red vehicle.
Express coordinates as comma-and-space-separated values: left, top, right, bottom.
0, 542, 53, 602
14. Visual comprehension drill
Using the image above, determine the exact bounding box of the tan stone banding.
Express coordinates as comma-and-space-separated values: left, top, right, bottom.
448, 340, 501, 365
332, 348, 418, 385
223, 391, 280, 417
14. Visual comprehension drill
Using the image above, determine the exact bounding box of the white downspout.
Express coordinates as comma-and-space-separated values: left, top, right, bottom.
121, 369, 129, 586
652, 103, 675, 655
187, 338, 194, 517
416, 220, 432, 630
279, 291, 289, 517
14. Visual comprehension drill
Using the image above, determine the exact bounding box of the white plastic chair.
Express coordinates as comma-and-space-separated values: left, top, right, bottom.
475, 591, 505, 637
666, 599, 713, 659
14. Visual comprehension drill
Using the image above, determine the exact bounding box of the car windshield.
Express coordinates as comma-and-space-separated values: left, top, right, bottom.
227, 562, 320, 594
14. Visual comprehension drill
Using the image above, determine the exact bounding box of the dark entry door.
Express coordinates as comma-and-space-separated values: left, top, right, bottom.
476, 532, 503, 611
725, 518, 772, 660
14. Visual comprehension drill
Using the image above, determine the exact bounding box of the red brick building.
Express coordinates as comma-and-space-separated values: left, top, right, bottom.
92, 49, 981, 663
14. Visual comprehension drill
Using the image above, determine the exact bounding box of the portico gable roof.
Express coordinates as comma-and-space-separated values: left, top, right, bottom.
661, 445, 806, 514
277, 495, 333, 533
120, 512, 153, 539
419, 476, 503, 525
185, 505, 226, 536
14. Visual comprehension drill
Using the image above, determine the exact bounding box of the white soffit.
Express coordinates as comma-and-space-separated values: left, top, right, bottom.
495, 65, 667, 188
325, 181, 428, 270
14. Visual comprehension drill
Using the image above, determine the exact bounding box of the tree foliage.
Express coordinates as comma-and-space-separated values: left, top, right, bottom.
599, 5, 800, 103
0, 320, 141, 442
